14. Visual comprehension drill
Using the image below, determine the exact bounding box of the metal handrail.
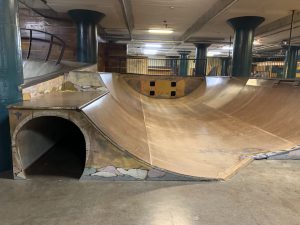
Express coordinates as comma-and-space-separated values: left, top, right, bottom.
104, 56, 209, 76
20, 28, 66, 64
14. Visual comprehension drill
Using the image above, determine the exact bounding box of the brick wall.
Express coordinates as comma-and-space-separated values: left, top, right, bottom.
19, 7, 77, 62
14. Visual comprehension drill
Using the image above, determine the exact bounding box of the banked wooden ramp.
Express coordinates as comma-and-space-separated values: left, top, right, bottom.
82, 74, 300, 180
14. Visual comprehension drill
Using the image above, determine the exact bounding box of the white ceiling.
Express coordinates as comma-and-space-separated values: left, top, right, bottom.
47, 0, 126, 28
45, 0, 300, 56
195, 0, 300, 39
131, 0, 218, 36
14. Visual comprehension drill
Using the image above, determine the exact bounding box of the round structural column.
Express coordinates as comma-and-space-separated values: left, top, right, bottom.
194, 43, 210, 76
166, 56, 179, 75
0, 0, 24, 172
69, 9, 105, 63
227, 16, 265, 77
221, 57, 231, 76
284, 46, 299, 79
178, 51, 191, 76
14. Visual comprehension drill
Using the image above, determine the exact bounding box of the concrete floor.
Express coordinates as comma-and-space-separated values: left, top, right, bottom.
0, 160, 300, 225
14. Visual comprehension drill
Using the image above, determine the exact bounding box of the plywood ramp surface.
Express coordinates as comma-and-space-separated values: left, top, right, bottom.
82, 74, 299, 179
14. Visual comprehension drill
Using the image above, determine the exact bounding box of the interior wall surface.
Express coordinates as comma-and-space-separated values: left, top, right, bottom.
18, 5, 77, 61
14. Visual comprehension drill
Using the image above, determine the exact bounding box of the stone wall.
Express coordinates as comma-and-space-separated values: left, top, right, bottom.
22, 64, 98, 100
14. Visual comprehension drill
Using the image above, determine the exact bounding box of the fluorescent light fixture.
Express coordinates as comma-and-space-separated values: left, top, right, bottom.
253, 39, 261, 45
143, 49, 158, 55
145, 43, 162, 48
148, 29, 174, 34
222, 45, 233, 50
207, 51, 222, 57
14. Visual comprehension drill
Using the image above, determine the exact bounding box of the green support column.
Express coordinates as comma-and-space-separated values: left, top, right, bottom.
221, 57, 231, 76
166, 56, 179, 75
284, 46, 299, 79
178, 51, 191, 76
194, 43, 210, 76
227, 16, 265, 77
69, 9, 105, 63
0, 0, 24, 172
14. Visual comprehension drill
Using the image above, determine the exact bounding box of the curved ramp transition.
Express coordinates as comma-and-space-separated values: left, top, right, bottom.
81, 74, 299, 180
9, 73, 300, 181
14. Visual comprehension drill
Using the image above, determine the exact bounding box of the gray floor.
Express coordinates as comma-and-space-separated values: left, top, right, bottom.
1, 160, 300, 225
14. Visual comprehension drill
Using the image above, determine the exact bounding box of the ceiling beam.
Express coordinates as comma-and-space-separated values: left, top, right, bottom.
119, 0, 134, 40
256, 11, 300, 36
179, 0, 239, 42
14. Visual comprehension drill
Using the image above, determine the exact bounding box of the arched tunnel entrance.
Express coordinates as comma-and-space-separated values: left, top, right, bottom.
16, 116, 86, 179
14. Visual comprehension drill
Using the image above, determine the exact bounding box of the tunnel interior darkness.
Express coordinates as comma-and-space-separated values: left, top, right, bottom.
16, 116, 86, 179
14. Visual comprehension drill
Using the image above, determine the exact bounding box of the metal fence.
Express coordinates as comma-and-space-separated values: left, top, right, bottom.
252, 58, 285, 79
104, 53, 299, 78
252, 48, 300, 79
20, 28, 66, 64
105, 56, 220, 76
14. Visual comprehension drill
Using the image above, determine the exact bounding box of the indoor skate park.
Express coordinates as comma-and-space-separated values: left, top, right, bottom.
1, 0, 300, 224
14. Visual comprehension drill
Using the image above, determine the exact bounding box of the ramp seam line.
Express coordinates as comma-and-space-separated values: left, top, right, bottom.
200, 103, 296, 147
139, 94, 153, 165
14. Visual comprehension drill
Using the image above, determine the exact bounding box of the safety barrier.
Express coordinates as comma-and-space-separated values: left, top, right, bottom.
20, 28, 66, 64
104, 56, 213, 76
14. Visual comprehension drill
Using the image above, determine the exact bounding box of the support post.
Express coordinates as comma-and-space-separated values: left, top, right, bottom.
178, 51, 191, 76
194, 43, 210, 76
166, 56, 179, 75
221, 57, 231, 76
68, 9, 105, 63
227, 16, 265, 77
284, 46, 299, 79
0, 0, 24, 172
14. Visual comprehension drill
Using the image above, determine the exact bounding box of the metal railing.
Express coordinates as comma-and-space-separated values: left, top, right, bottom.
105, 56, 209, 76
251, 47, 300, 79
104, 53, 299, 79
252, 58, 285, 79
20, 28, 66, 64
252, 54, 300, 79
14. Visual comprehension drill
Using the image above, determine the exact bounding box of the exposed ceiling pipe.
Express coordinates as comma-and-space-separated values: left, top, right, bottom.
259, 23, 300, 39
256, 11, 300, 36
287, 10, 296, 49
119, 0, 134, 40
180, 0, 239, 42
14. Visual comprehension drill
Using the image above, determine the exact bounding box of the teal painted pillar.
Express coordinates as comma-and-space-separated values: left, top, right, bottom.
0, 0, 24, 172
166, 56, 179, 75
221, 57, 231, 76
194, 43, 210, 76
178, 51, 191, 76
284, 46, 299, 79
68, 9, 105, 63
227, 16, 265, 77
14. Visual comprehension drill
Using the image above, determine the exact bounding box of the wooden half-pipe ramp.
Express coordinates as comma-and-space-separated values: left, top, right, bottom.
82, 74, 299, 179
9, 72, 300, 180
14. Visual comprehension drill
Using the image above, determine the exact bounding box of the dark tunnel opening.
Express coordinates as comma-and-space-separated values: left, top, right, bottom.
17, 116, 86, 179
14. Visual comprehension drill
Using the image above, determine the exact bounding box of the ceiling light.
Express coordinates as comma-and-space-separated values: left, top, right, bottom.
207, 51, 222, 57
143, 49, 158, 55
145, 43, 162, 48
253, 39, 261, 45
222, 45, 233, 50
148, 29, 174, 34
